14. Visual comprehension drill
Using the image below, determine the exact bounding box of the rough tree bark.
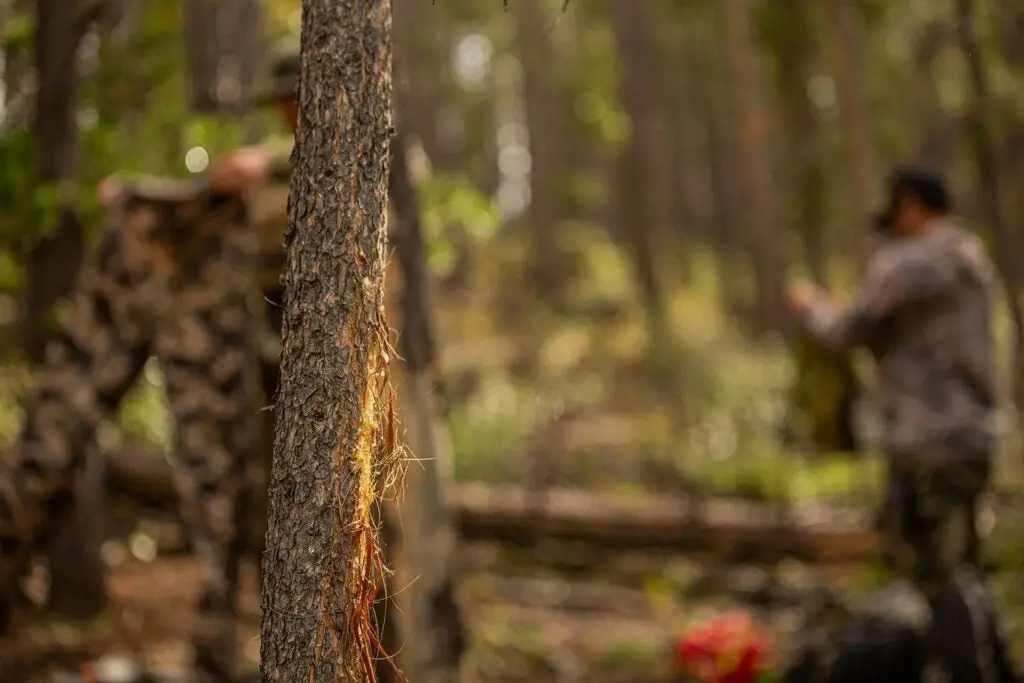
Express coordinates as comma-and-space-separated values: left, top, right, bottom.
385, 129, 466, 683
257, 0, 397, 680
953, 0, 1024, 421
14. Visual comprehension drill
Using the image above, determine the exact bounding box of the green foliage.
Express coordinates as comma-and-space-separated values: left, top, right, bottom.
0, 132, 62, 249
116, 359, 173, 450
182, 116, 245, 167
1, 11, 33, 48
419, 173, 500, 276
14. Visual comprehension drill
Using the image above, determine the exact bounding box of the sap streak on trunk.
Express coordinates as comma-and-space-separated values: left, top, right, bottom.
256, 0, 396, 680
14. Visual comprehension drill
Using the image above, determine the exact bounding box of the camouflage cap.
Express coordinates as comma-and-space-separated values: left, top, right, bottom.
253, 43, 300, 105
874, 165, 951, 233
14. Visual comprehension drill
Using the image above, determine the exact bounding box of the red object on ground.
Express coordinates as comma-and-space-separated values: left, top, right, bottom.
673, 610, 774, 683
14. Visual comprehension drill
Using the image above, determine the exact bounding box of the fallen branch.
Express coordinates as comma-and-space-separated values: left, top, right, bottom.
104, 443, 880, 564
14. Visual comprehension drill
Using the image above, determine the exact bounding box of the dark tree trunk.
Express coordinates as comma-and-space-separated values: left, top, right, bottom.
386, 130, 466, 682
182, 0, 263, 116
514, 0, 567, 301
823, 0, 876, 262
718, 0, 789, 335
701, 39, 745, 318
23, 0, 95, 361
609, 0, 666, 328
954, 0, 1024, 421
911, 21, 955, 168
769, 0, 828, 284
182, 0, 221, 113
257, 0, 395, 680
31, 0, 105, 623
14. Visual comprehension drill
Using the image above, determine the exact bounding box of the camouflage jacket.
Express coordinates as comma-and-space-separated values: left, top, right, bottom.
799, 220, 999, 466
246, 135, 293, 292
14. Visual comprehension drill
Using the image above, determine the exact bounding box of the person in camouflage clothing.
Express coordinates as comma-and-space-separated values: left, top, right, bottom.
788, 166, 1017, 682
208, 46, 299, 582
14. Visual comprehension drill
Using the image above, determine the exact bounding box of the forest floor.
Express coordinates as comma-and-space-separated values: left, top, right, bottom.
27, 542, 880, 682
19, 500, 1024, 683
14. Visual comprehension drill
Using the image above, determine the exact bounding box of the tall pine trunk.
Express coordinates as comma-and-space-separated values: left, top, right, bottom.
718, 0, 788, 335
385, 131, 466, 682
823, 0, 877, 262
954, 0, 1024, 425
258, 1, 398, 680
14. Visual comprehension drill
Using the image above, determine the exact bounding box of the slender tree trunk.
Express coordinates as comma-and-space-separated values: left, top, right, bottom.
514, 0, 566, 300
770, 0, 828, 284
718, 0, 788, 335
182, 0, 221, 113
700, 36, 745, 317
823, 0, 877, 262
392, 0, 450, 170
32, 0, 106, 622
954, 0, 1024, 421
258, 0, 396, 680
911, 21, 955, 168
386, 130, 466, 683
609, 0, 666, 328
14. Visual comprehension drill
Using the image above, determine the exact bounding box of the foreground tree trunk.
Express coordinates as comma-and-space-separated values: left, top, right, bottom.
258, 1, 397, 680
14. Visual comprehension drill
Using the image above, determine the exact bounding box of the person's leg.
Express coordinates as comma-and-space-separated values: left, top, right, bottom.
911, 465, 1018, 683
924, 568, 1020, 683
877, 462, 920, 576
0, 190, 168, 632
154, 192, 261, 682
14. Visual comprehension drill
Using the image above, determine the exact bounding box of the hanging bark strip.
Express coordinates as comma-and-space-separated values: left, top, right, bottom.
256, 0, 401, 681
0, 178, 262, 680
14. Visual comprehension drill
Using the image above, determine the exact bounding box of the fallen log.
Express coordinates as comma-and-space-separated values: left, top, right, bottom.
455, 483, 879, 563
104, 443, 881, 564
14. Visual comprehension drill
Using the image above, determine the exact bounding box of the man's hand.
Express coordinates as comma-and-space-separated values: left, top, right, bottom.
210, 146, 271, 195
788, 280, 823, 313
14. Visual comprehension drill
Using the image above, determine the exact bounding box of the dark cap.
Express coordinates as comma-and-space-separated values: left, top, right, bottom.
874, 165, 952, 232
253, 44, 300, 105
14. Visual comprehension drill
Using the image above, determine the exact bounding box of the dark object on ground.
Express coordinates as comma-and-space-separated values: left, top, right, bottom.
782, 613, 926, 683
782, 575, 1020, 683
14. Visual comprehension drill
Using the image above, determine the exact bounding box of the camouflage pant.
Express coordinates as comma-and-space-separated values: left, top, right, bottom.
877, 454, 990, 585
0, 181, 261, 681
